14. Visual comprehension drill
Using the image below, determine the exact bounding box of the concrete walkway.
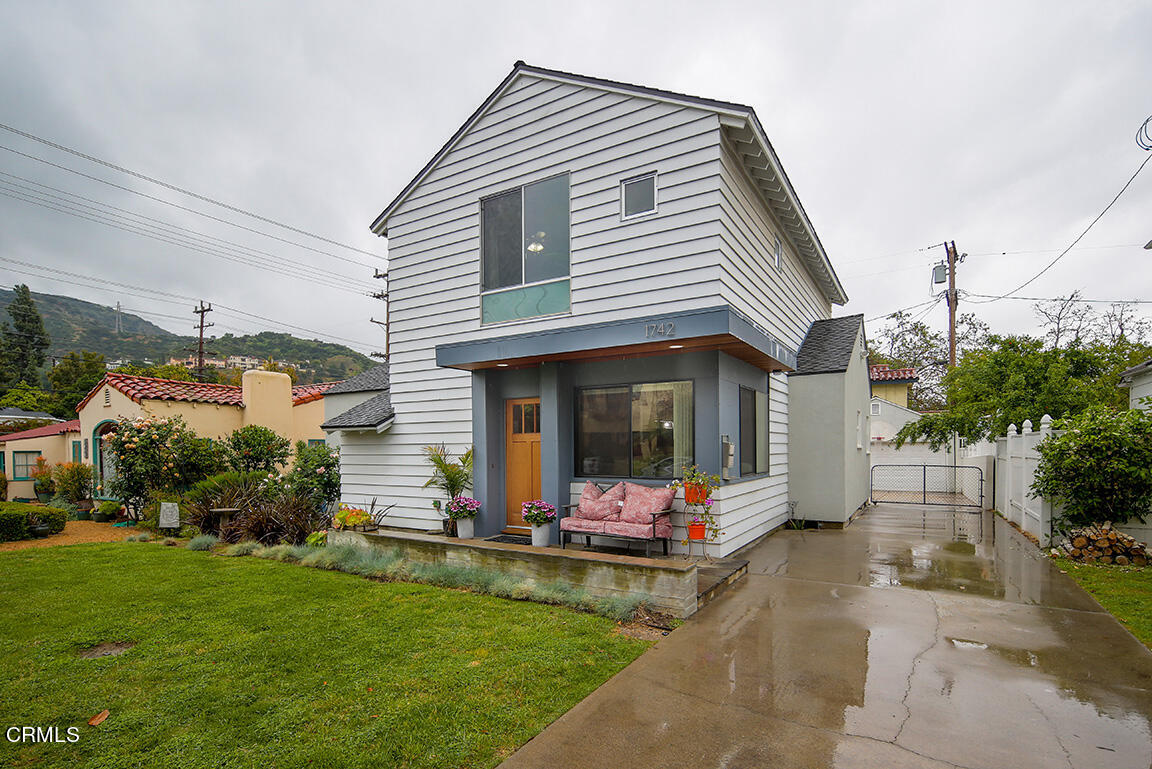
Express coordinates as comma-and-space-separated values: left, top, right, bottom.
501, 505, 1152, 769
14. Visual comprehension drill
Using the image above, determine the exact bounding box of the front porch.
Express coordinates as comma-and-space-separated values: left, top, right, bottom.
329, 527, 748, 618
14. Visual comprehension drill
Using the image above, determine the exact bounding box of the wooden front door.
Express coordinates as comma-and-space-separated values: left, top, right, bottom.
505, 398, 541, 532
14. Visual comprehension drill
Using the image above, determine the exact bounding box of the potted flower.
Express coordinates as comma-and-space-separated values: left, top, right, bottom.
27, 512, 50, 538
521, 499, 556, 547
332, 504, 375, 531
93, 500, 121, 523
671, 465, 722, 505
445, 496, 480, 539
30, 458, 56, 504
684, 498, 722, 543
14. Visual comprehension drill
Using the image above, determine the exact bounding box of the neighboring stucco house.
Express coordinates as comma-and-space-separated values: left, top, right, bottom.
787, 315, 872, 526
1120, 358, 1152, 411
75, 370, 334, 493
868, 364, 917, 408
0, 420, 81, 501
353, 61, 865, 556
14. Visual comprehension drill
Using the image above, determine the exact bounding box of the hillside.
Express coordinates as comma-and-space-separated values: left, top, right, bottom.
0, 289, 373, 382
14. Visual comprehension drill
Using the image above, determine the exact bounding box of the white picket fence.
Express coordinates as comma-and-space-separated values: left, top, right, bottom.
994, 415, 1060, 546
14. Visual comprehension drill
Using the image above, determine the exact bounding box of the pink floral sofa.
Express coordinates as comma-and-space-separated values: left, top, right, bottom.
559, 481, 676, 557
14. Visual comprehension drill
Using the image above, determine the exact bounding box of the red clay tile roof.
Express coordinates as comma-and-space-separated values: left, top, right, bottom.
869, 364, 918, 382
76, 374, 338, 412
0, 419, 81, 442
291, 383, 337, 405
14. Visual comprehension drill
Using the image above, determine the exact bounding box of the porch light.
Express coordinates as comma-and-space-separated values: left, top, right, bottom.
662, 420, 674, 429
668, 344, 683, 349
497, 363, 509, 367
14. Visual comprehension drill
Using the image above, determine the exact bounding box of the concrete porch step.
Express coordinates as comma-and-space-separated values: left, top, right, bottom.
696, 558, 748, 609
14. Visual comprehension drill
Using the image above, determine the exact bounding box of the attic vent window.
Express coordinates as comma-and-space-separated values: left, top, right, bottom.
871, 402, 881, 416
103, 389, 111, 406
621, 173, 657, 219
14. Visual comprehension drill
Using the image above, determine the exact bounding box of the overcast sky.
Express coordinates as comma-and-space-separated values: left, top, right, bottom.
1, 1, 1149, 356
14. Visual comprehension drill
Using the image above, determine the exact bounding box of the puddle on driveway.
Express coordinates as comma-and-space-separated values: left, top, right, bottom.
742, 504, 1100, 610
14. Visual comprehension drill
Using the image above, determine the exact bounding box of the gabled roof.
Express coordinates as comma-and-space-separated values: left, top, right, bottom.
321, 391, 395, 431
0, 419, 80, 442
869, 364, 918, 383
791, 315, 865, 376
322, 364, 390, 396
1120, 357, 1152, 386
76, 373, 336, 412
370, 61, 848, 305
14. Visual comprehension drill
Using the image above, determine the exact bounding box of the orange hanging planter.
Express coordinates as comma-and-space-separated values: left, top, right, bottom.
684, 483, 709, 505
687, 522, 707, 541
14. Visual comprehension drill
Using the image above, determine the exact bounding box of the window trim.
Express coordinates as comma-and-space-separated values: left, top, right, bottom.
620, 172, 658, 221
574, 377, 695, 480
479, 171, 572, 294
870, 401, 881, 416
13, 450, 42, 481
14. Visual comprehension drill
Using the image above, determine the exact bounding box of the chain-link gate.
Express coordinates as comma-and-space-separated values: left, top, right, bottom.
870, 464, 984, 508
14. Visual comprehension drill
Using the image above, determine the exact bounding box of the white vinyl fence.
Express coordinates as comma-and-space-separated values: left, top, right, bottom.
994, 416, 1059, 547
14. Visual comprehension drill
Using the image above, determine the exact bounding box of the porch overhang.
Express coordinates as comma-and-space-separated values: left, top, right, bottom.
435, 306, 797, 373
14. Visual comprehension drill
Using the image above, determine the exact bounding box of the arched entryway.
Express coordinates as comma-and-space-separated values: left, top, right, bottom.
93, 420, 118, 499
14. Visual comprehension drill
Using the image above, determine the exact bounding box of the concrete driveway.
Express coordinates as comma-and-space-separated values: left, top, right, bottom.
501, 505, 1152, 769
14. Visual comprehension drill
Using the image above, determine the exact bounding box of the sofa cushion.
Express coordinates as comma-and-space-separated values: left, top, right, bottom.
604, 516, 672, 540
620, 483, 676, 524
577, 481, 625, 521
560, 517, 606, 534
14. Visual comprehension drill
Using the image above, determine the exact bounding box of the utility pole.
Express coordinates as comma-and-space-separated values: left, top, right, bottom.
371, 269, 389, 361
192, 301, 214, 381
940, 241, 966, 368
115, 301, 123, 334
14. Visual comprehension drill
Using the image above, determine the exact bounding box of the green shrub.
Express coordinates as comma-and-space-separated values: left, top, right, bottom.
0, 508, 28, 541
0, 473, 8, 502
1034, 406, 1152, 530
223, 541, 260, 557
286, 440, 340, 510
49, 494, 79, 519
98, 500, 122, 517
185, 471, 267, 536
52, 462, 93, 505
187, 534, 218, 551
126, 533, 153, 543
224, 425, 291, 473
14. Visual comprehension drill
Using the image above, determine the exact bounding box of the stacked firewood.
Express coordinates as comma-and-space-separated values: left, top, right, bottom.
1055, 522, 1148, 566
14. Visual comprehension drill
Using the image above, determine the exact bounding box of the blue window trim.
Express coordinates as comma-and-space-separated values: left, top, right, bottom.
13, 450, 42, 481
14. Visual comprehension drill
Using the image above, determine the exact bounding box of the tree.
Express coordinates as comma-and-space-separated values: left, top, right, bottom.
113, 362, 196, 381
261, 358, 299, 384
0, 285, 50, 388
1033, 292, 1095, 349
0, 381, 54, 413
224, 425, 292, 473
867, 311, 988, 410
47, 351, 106, 417
894, 334, 1151, 449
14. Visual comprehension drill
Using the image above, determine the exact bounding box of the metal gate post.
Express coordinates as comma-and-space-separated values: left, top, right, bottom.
922, 465, 927, 505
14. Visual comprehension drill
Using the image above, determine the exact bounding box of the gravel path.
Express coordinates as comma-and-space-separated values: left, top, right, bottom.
0, 521, 131, 551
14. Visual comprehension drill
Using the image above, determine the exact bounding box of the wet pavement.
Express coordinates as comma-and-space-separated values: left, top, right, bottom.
500, 505, 1152, 769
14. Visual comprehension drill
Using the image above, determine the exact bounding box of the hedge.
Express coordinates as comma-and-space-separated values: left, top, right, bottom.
0, 503, 69, 541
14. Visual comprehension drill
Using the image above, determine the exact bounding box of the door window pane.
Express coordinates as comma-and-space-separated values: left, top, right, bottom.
523, 175, 570, 284
755, 390, 769, 474
631, 381, 693, 479
622, 175, 656, 218
512, 403, 522, 434
576, 387, 630, 477
482, 189, 522, 290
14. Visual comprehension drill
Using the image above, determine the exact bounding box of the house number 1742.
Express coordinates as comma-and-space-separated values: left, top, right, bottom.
645, 321, 676, 338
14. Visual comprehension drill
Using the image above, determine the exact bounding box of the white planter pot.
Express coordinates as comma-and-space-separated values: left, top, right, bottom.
531, 523, 550, 547
455, 518, 474, 539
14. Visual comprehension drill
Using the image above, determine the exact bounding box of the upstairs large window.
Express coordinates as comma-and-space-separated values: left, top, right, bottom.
576, 381, 694, 479
481, 174, 570, 323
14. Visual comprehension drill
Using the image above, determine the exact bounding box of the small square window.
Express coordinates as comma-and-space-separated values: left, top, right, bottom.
870, 402, 881, 416
621, 174, 657, 219
774, 236, 783, 270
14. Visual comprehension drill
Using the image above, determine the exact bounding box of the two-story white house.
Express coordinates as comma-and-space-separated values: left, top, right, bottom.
337, 62, 870, 556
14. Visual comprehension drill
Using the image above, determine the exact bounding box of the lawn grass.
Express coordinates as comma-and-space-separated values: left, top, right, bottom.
0, 543, 651, 768
1055, 557, 1152, 649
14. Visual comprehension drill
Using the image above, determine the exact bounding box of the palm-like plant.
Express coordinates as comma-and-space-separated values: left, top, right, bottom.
422, 444, 474, 510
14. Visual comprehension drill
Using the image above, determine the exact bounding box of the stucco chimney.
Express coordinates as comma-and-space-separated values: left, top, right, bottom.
241, 370, 294, 437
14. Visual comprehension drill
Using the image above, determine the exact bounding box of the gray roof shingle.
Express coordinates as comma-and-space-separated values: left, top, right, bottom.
322, 391, 395, 430
323, 364, 390, 395
792, 315, 864, 375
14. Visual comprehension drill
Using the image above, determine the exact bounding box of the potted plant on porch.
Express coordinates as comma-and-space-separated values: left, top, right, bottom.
31, 458, 56, 504
521, 500, 556, 547
422, 444, 474, 537
671, 464, 722, 505
445, 497, 481, 539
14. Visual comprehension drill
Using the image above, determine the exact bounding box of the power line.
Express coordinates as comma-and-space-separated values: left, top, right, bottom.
865, 297, 940, 324
970, 121, 1152, 305
0, 143, 377, 269
0, 171, 375, 289
964, 292, 1152, 305
0, 121, 383, 260
0, 187, 369, 295
0, 259, 380, 350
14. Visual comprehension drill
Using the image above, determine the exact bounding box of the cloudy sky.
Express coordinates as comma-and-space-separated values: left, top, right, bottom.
1, 1, 1149, 355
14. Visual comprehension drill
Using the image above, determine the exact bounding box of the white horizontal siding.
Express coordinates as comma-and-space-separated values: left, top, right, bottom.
716, 140, 831, 350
